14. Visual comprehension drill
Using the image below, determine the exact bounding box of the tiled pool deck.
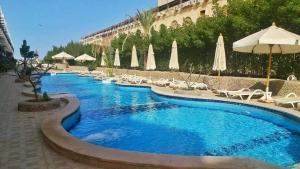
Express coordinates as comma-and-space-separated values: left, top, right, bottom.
0, 73, 100, 169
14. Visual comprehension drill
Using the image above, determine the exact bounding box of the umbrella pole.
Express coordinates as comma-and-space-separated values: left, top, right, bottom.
265, 45, 273, 100
218, 70, 221, 89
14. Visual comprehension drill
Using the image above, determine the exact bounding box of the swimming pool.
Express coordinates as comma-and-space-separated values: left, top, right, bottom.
41, 73, 300, 167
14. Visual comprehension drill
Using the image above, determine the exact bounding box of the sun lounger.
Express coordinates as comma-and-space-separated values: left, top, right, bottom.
227, 89, 268, 101
191, 82, 208, 90
216, 88, 251, 97
153, 78, 169, 87
169, 80, 186, 89
274, 93, 300, 109
287, 75, 297, 81
120, 74, 129, 81
128, 76, 147, 84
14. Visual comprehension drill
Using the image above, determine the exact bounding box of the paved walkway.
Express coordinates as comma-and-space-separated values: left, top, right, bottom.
0, 73, 99, 169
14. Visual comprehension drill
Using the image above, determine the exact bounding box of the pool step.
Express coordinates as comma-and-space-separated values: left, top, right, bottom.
205, 131, 292, 156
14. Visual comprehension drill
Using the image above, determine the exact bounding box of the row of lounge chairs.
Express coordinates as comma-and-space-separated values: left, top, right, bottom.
216, 88, 300, 110
120, 74, 300, 110
120, 74, 208, 90
74, 71, 300, 111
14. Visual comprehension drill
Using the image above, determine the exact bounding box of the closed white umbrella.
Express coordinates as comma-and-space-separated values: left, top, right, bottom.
101, 51, 106, 67
233, 22, 300, 101
75, 53, 96, 62
131, 45, 139, 68
169, 40, 179, 70
114, 48, 120, 67
213, 33, 226, 76
146, 44, 156, 70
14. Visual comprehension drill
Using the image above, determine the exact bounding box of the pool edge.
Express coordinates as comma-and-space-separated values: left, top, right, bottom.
41, 95, 284, 169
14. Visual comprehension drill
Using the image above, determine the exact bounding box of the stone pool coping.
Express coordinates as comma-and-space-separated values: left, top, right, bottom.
41, 89, 288, 169
115, 82, 300, 121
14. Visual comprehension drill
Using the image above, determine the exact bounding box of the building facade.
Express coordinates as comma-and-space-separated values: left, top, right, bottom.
0, 7, 13, 58
80, 0, 227, 47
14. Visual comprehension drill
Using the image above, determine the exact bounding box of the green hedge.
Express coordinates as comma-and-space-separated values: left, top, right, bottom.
110, 0, 300, 79
0, 57, 16, 72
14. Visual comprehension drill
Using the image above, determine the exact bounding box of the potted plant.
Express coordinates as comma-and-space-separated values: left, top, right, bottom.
17, 40, 60, 112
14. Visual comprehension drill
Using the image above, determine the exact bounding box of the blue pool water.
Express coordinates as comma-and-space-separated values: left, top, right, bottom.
41, 73, 300, 167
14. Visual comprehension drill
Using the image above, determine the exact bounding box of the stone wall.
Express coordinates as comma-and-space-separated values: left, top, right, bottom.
72, 66, 300, 97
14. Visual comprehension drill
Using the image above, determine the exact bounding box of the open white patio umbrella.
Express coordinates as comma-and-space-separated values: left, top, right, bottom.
233, 22, 300, 101
75, 53, 96, 62
169, 40, 179, 70
52, 51, 74, 63
146, 44, 156, 70
101, 51, 106, 67
131, 45, 139, 68
213, 33, 226, 88
52, 51, 74, 67
114, 49, 120, 67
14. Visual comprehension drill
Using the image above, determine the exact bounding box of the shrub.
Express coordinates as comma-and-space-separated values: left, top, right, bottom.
42, 92, 51, 101
88, 63, 96, 72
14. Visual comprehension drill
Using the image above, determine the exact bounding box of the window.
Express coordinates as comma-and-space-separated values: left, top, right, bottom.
200, 10, 206, 16
171, 20, 179, 28
183, 17, 193, 25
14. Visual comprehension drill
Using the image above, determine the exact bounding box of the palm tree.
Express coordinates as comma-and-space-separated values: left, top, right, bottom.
136, 9, 155, 38
137, 10, 155, 69
122, 9, 155, 69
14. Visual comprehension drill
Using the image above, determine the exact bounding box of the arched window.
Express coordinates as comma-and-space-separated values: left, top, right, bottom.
171, 20, 179, 29
183, 17, 193, 25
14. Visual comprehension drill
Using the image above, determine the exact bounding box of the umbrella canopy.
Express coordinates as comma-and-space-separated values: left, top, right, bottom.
75, 53, 96, 62
233, 22, 300, 100
51, 52, 74, 60
233, 23, 300, 54
169, 40, 179, 70
114, 48, 120, 67
131, 45, 139, 68
146, 44, 156, 70
101, 51, 106, 67
213, 33, 226, 72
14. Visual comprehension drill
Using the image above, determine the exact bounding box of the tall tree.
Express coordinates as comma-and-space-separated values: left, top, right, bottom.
135, 9, 155, 69
19, 40, 35, 77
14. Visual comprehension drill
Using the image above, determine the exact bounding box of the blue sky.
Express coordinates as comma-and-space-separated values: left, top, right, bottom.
1, 0, 156, 58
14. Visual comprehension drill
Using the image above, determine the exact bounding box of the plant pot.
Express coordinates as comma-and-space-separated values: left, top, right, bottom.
18, 98, 61, 112
15, 78, 27, 83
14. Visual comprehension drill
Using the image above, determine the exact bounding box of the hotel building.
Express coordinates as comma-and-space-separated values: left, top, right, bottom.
80, 0, 227, 47
0, 7, 13, 58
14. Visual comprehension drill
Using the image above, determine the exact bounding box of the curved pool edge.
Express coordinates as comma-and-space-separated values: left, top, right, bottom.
41, 95, 284, 169
149, 85, 300, 122
116, 82, 300, 122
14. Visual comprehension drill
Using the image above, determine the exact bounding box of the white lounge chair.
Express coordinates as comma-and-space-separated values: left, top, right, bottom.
191, 82, 208, 90
153, 78, 169, 87
287, 75, 297, 81
169, 80, 186, 89
228, 89, 269, 101
129, 76, 147, 84
216, 88, 251, 98
274, 93, 300, 109
120, 74, 131, 81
